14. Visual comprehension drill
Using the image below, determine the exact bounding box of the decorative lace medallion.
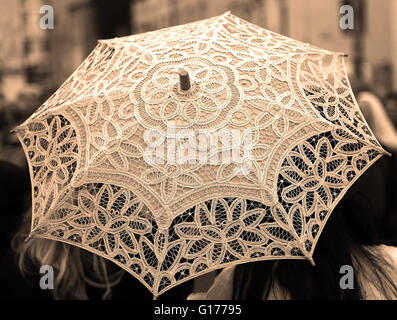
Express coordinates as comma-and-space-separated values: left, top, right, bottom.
133, 57, 241, 133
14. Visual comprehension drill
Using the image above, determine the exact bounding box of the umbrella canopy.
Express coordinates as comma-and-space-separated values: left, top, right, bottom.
15, 12, 388, 297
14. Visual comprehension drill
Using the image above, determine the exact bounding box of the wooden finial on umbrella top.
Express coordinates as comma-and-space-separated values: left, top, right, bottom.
179, 68, 191, 91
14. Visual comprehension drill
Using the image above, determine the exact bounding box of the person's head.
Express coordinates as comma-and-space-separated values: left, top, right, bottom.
3, 160, 122, 300
4, 162, 122, 300
12, 210, 124, 300
232, 164, 397, 300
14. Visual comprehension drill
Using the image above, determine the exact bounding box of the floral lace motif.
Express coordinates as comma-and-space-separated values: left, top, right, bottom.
16, 12, 386, 296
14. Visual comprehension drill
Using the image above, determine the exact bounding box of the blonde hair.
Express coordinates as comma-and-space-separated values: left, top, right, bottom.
12, 209, 124, 299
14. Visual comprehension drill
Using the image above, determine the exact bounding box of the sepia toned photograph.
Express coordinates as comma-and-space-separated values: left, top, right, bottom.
0, 0, 396, 310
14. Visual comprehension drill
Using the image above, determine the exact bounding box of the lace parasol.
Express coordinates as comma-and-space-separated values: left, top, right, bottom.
15, 12, 389, 297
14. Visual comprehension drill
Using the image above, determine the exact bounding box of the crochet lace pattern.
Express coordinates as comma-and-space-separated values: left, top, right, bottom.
15, 12, 388, 297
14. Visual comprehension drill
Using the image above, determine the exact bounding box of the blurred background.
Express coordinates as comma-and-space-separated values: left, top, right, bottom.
1, 0, 397, 167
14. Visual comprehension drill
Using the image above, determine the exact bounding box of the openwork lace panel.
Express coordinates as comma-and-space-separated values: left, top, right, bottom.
16, 12, 387, 296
